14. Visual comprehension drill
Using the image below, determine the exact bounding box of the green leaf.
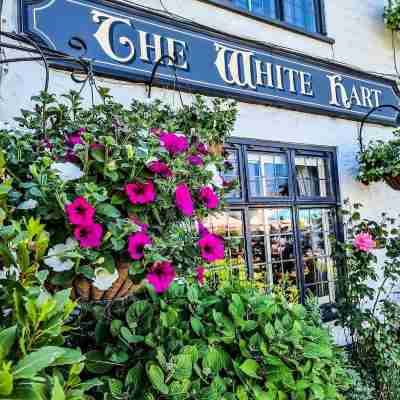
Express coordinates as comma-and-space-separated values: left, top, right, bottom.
146, 362, 169, 395
51, 376, 66, 400
0, 325, 17, 360
310, 383, 325, 399
190, 317, 204, 336
51, 349, 84, 366
85, 350, 113, 374
97, 204, 121, 218
13, 346, 66, 380
239, 359, 260, 379
0, 364, 13, 396
303, 342, 332, 359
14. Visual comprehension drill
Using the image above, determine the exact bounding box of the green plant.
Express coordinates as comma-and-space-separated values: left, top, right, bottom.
75, 281, 350, 399
335, 200, 400, 400
0, 90, 238, 298
384, 1, 400, 30
0, 284, 102, 399
356, 129, 400, 186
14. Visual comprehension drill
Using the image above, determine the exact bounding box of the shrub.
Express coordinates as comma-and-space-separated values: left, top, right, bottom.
384, 0, 400, 30
75, 282, 350, 399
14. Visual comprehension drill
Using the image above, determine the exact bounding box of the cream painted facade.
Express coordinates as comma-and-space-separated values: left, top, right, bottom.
0, 0, 398, 342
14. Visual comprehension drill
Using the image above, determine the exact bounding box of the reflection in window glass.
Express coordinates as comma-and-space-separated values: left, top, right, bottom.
283, 0, 317, 32
204, 211, 248, 287
223, 150, 241, 199
298, 208, 337, 305
296, 156, 331, 197
232, 0, 276, 18
248, 152, 289, 197
249, 208, 298, 293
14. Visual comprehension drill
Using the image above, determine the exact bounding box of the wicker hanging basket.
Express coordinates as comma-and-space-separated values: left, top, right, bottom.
72, 261, 144, 303
208, 143, 224, 156
384, 175, 400, 191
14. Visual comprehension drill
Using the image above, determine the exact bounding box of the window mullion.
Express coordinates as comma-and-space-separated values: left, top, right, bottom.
292, 206, 306, 304
276, 0, 284, 21
243, 207, 255, 281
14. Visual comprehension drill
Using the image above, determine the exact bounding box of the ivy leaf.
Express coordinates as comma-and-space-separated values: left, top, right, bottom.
239, 359, 261, 379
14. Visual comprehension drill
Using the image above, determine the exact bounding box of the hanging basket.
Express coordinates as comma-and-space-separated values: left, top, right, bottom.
72, 261, 144, 303
209, 144, 224, 156
384, 175, 400, 191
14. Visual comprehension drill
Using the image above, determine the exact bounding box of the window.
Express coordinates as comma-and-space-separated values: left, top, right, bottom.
205, 139, 340, 310
212, 0, 327, 36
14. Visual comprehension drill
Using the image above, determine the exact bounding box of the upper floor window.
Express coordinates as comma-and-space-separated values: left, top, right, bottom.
228, 0, 325, 34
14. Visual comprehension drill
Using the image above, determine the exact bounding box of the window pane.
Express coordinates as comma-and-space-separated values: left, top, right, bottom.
249, 208, 298, 293
251, 0, 276, 18
232, 0, 250, 10
248, 152, 289, 197
223, 149, 241, 199
298, 208, 337, 305
204, 211, 248, 287
296, 155, 331, 197
283, 0, 317, 32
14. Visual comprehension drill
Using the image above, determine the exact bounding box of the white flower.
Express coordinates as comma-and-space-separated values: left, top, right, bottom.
44, 238, 77, 272
0, 266, 20, 280
50, 162, 84, 182
17, 199, 38, 210
92, 268, 119, 291
206, 163, 224, 188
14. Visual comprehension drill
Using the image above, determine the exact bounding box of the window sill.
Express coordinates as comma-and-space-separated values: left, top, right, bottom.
197, 0, 335, 45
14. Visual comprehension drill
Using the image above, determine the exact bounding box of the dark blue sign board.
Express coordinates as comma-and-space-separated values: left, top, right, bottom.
19, 0, 400, 125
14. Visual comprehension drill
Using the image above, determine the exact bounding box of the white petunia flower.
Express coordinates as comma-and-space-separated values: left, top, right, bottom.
17, 199, 38, 210
205, 163, 224, 188
0, 266, 20, 280
92, 268, 119, 291
44, 238, 77, 272
50, 162, 84, 182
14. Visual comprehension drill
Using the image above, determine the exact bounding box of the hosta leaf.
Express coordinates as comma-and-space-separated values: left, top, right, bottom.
51, 376, 65, 400
303, 342, 332, 359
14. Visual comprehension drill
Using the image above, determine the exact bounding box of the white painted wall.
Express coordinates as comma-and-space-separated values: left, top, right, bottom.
0, 0, 399, 338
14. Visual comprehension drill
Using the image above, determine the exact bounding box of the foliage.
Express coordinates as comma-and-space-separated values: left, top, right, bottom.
0, 90, 237, 293
0, 282, 102, 399
356, 129, 400, 185
384, 0, 400, 30
335, 200, 400, 400
71, 281, 351, 400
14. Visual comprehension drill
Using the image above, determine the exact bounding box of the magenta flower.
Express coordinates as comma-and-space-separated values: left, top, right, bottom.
196, 143, 208, 155
66, 128, 85, 147
128, 232, 152, 260
146, 261, 176, 294
125, 181, 156, 205
160, 132, 189, 156
187, 154, 204, 166
196, 220, 210, 237
354, 232, 375, 252
147, 160, 173, 178
199, 234, 225, 262
64, 150, 79, 163
74, 223, 103, 248
175, 183, 194, 216
65, 197, 95, 226
196, 266, 206, 286
199, 186, 219, 209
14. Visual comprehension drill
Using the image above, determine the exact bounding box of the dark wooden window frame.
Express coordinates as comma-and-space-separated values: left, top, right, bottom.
198, 0, 334, 44
224, 138, 342, 319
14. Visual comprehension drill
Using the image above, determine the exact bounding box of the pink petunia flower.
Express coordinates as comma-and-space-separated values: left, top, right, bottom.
195, 220, 210, 237
146, 261, 176, 294
159, 132, 189, 156
187, 154, 204, 166
175, 183, 194, 216
196, 266, 206, 286
147, 160, 173, 178
65, 197, 95, 226
125, 181, 156, 205
128, 232, 152, 260
198, 234, 225, 262
354, 232, 375, 252
196, 143, 209, 155
199, 186, 219, 209
74, 223, 103, 248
